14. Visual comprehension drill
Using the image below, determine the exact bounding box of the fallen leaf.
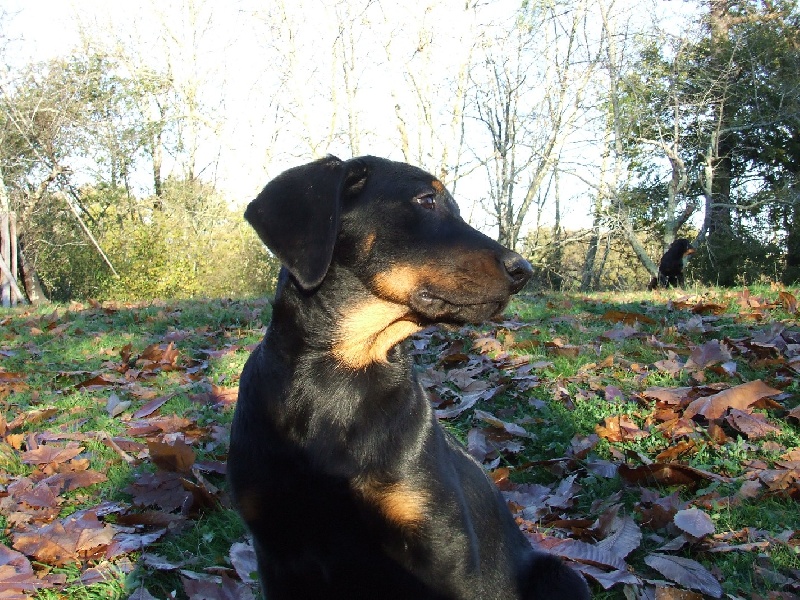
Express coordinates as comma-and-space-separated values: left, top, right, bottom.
673, 508, 715, 538
12, 510, 115, 566
644, 554, 721, 598
20, 442, 84, 466
106, 393, 131, 417
551, 538, 627, 570
601, 309, 655, 325
148, 439, 196, 473
620, 463, 730, 488
595, 513, 642, 559
229, 540, 259, 584
132, 394, 173, 419
683, 380, 782, 421
725, 408, 782, 439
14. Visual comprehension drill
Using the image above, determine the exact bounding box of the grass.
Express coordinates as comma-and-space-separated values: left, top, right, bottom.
0, 286, 798, 598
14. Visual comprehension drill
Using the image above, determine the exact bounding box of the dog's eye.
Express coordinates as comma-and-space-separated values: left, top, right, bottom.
414, 194, 436, 210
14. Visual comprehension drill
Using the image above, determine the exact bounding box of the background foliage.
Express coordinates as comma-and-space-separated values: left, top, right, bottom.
0, 0, 799, 303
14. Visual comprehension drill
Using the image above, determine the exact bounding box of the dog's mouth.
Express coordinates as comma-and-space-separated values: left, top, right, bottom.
411, 288, 509, 323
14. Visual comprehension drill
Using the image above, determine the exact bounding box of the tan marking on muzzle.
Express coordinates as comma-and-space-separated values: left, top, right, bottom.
374, 258, 506, 304
332, 298, 422, 369
373, 266, 424, 303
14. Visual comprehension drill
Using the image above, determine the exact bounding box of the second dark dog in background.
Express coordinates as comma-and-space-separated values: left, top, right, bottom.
648, 238, 695, 289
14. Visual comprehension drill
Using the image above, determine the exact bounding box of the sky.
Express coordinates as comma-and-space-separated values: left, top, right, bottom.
2, 0, 700, 235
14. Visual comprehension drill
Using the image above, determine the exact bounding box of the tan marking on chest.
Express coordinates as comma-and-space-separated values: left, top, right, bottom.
332, 298, 422, 369
363, 231, 377, 255
355, 478, 429, 529
236, 490, 262, 525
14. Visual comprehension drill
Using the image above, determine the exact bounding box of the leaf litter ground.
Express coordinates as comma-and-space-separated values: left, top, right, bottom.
0, 288, 799, 599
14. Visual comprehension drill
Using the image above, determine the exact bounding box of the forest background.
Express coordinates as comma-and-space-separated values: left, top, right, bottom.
0, 0, 799, 305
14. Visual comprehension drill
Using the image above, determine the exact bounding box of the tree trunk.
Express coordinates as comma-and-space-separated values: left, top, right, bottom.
18, 241, 49, 305
703, 0, 737, 285
784, 201, 800, 284
581, 212, 602, 292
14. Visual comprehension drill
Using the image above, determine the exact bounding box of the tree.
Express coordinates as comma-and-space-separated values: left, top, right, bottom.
0, 52, 171, 300
471, 0, 597, 251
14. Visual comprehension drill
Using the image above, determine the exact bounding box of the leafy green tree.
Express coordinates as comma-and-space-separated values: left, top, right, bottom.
616, 0, 799, 285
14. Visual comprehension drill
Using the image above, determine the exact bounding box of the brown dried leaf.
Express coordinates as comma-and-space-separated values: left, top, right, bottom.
148, 439, 196, 473
644, 554, 722, 598
550, 538, 626, 570
12, 510, 115, 566
601, 309, 656, 325
0, 542, 63, 597
230, 541, 259, 584
6, 407, 59, 431
182, 572, 256, 600
20, 442, 83, 465
124, 471, 192, 513
106, 528, 167, 558
40, 470, 108, 494
106, 393, 131, 417
683, 380, 782, 421
654, 588, 705, 599
686, 340, 732, 370
467, 428, 489, 463
574, 563, 640, 590
620, 463, 730, 488
545, 341, 580, 357
595, 415, 646, 442
778, 290, 798, 313
655, 440, 697, 463
690, 302, 728, 315
132, 394, 173, 419
473, 409, 529, 438
673, 508, 715, 538
75, 373, 121, 390
725, 409, 782, 439
471, 337, 503, 354
595, 514, 642, 559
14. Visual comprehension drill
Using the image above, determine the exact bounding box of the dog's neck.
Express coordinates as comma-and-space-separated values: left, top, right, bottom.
261, 267, 432, 467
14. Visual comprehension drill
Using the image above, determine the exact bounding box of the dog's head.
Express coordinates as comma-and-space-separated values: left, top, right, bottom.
246, 156, 532, 367
670, 238, 696, 258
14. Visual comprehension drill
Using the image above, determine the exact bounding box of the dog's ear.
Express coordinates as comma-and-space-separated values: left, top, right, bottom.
245, 156, 368, 290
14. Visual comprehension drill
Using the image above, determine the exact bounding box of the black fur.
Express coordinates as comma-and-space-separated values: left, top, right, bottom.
228, 156, 591, 600
648, 238, 695, 289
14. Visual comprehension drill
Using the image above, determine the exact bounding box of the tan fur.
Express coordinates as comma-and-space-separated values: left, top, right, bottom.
363, 232, 377, 255
431, 179, 445, 194
355, 478, 429, 529
374, 260, 503, 300
237, 490, 261, 523
372, 265, 446, 303
333, 298, 422, 369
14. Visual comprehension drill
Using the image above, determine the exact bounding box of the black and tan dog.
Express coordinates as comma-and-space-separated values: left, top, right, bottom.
228, 156, 591, 600
648, 238, 696, 289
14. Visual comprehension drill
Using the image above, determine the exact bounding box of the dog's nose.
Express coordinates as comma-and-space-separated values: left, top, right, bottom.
503, 253, 533, 293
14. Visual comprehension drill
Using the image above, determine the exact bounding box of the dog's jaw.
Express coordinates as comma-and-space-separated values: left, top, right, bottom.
332, 297, 423, 369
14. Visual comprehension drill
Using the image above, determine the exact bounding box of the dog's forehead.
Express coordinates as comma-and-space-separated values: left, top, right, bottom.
358, 157, 457, 206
